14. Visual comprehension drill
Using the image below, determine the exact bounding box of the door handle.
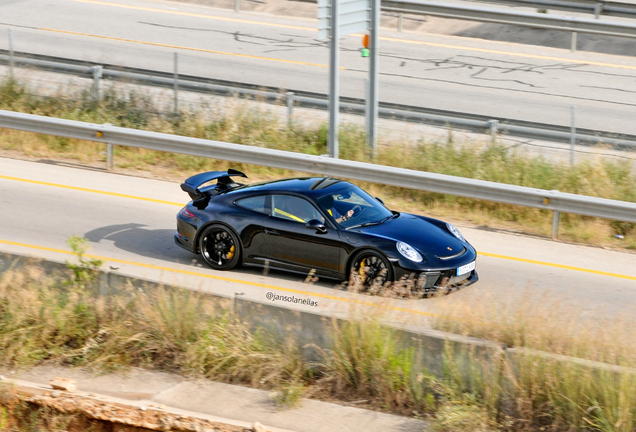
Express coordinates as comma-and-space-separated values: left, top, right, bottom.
264, 228, 280, 236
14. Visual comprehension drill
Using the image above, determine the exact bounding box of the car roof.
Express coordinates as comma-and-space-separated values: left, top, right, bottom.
232, 177, 350, 197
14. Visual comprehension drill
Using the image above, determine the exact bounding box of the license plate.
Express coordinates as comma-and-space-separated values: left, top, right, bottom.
456, 261, 476, 276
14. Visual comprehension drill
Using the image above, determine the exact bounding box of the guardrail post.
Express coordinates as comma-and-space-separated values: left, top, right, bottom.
231, 292, 244, 316
98, 123, 113, 170
594, 3, 602, 18
173, 52, 179, 115
106, 143, 114, 171
286, 91, 294, 126
552, 211, 561, 239
398, 13, 404, 32
235, 0, 240, 12
488, 120, 499, 143
8, 29, 14, 79
570, 105, 576, 165
92, 66, 103, 101
571, 31, 577, 52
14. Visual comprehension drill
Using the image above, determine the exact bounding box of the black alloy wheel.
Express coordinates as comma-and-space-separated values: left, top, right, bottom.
199, 225, 241, 270
350, 250, 393, 290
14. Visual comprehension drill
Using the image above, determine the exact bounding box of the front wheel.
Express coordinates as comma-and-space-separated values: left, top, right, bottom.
199, 224, 241, 270
349, 250, 393, 291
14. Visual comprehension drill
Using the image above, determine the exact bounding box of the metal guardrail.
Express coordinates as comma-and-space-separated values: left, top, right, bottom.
293, 0, 636, 37
2, 51, 636, 151
466, 0, 636, 19
1, 109, 635, 238
383, 0, 636, 36
294, 0, 636, 49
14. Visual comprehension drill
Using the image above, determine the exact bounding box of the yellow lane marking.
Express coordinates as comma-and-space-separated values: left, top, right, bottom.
0, 174, 183, 207
71, 0, 636, 71
37, 27, 331, 68
72, 0, 317, 31
3, 174, 635, 281
370, 35, 636, 72
0, 239, 437, 318
478, 251, 636, 281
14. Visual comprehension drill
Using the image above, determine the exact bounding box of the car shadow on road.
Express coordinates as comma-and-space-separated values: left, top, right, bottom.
84, 223, 194, 263
83, 223, 340, 289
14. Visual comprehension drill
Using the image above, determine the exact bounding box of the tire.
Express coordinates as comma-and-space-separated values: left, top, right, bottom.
349, 249, 393, 290
199, 224, 241, 270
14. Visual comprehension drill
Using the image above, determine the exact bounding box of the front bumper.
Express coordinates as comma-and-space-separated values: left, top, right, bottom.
393, 260, 478, 295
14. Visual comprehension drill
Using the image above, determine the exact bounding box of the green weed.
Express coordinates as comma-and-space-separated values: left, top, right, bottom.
65, 235, 103, 288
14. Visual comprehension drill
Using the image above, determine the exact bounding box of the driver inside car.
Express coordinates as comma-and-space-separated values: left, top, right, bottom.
319, 195, 354, 224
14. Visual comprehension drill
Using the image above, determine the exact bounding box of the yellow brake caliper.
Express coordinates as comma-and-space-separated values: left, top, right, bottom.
227, 245, 235, 260
359, 258, 366, 276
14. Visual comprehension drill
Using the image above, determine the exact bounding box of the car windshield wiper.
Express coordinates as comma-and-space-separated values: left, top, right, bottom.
347, 212, 398, 229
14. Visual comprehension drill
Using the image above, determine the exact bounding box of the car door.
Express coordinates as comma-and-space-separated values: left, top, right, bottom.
262, 194, 343, 277
231, 194, 275, 265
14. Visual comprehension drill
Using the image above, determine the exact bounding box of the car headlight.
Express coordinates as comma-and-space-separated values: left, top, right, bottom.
396, 241, 423, 262
446, 223, 466, 242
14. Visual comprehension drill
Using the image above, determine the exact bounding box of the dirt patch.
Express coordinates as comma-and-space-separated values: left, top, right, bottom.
0, 382, 256, 432
26, 394, 249, 432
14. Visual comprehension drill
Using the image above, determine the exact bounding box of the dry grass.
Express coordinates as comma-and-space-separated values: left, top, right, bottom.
3, 72, 636, 429
501, 351, 636, 432
2, 256, 636, 430
313, 313, 434, 412
431, 286, 636, 364
0, 263, 431, 413
430, 285, 636, 432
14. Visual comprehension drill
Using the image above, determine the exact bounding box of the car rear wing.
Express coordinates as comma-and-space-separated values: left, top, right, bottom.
180, 169, 248, 200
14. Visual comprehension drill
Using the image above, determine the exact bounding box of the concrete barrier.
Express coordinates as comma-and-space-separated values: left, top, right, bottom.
506, 347, 636, 377
0, 250, 505, 378
3, 250, 627, 385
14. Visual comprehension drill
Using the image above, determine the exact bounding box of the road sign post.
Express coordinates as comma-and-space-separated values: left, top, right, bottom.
368, 0, 380, 155
328, 0, 340, 158
319, 0, 376, 159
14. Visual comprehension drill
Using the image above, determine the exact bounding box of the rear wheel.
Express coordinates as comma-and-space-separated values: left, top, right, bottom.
349, 250, 393, 290
199, 224, 241, 270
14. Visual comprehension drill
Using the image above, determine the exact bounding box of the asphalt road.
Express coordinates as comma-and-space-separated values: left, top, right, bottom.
2, 0, 636, 136
1, 157, 634, 328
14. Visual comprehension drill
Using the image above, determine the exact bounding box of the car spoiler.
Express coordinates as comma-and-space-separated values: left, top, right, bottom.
180, 169, 248, 200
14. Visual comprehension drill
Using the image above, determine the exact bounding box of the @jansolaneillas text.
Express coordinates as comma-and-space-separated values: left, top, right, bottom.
266, 292, 318, 307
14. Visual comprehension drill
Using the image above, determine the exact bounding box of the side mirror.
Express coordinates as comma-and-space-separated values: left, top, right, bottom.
305, 219, 327, 234
375, 197, 385, 206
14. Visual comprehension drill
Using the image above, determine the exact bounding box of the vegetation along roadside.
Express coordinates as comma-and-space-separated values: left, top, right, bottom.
1, 76, 635, 248
0, 240, 635, 432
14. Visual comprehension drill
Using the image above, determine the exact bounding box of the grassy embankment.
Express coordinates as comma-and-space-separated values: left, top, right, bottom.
0, 76, 635, 247
1, 239, 635, 432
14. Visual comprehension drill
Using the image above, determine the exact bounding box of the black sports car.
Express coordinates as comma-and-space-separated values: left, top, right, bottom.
175, 169, 478, 293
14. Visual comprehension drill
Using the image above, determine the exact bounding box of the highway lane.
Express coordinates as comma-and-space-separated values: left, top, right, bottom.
2, 0, 636, 136
0, 157, 635, 327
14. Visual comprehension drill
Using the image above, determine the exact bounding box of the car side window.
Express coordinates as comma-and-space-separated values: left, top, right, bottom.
271, 195, 324, 223
235, 195, 270, 215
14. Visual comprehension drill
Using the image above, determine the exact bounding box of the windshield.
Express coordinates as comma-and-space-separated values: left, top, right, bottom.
317, 184, 393, 229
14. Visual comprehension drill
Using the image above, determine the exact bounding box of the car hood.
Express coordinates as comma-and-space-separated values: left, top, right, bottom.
353, 213, 467, 258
